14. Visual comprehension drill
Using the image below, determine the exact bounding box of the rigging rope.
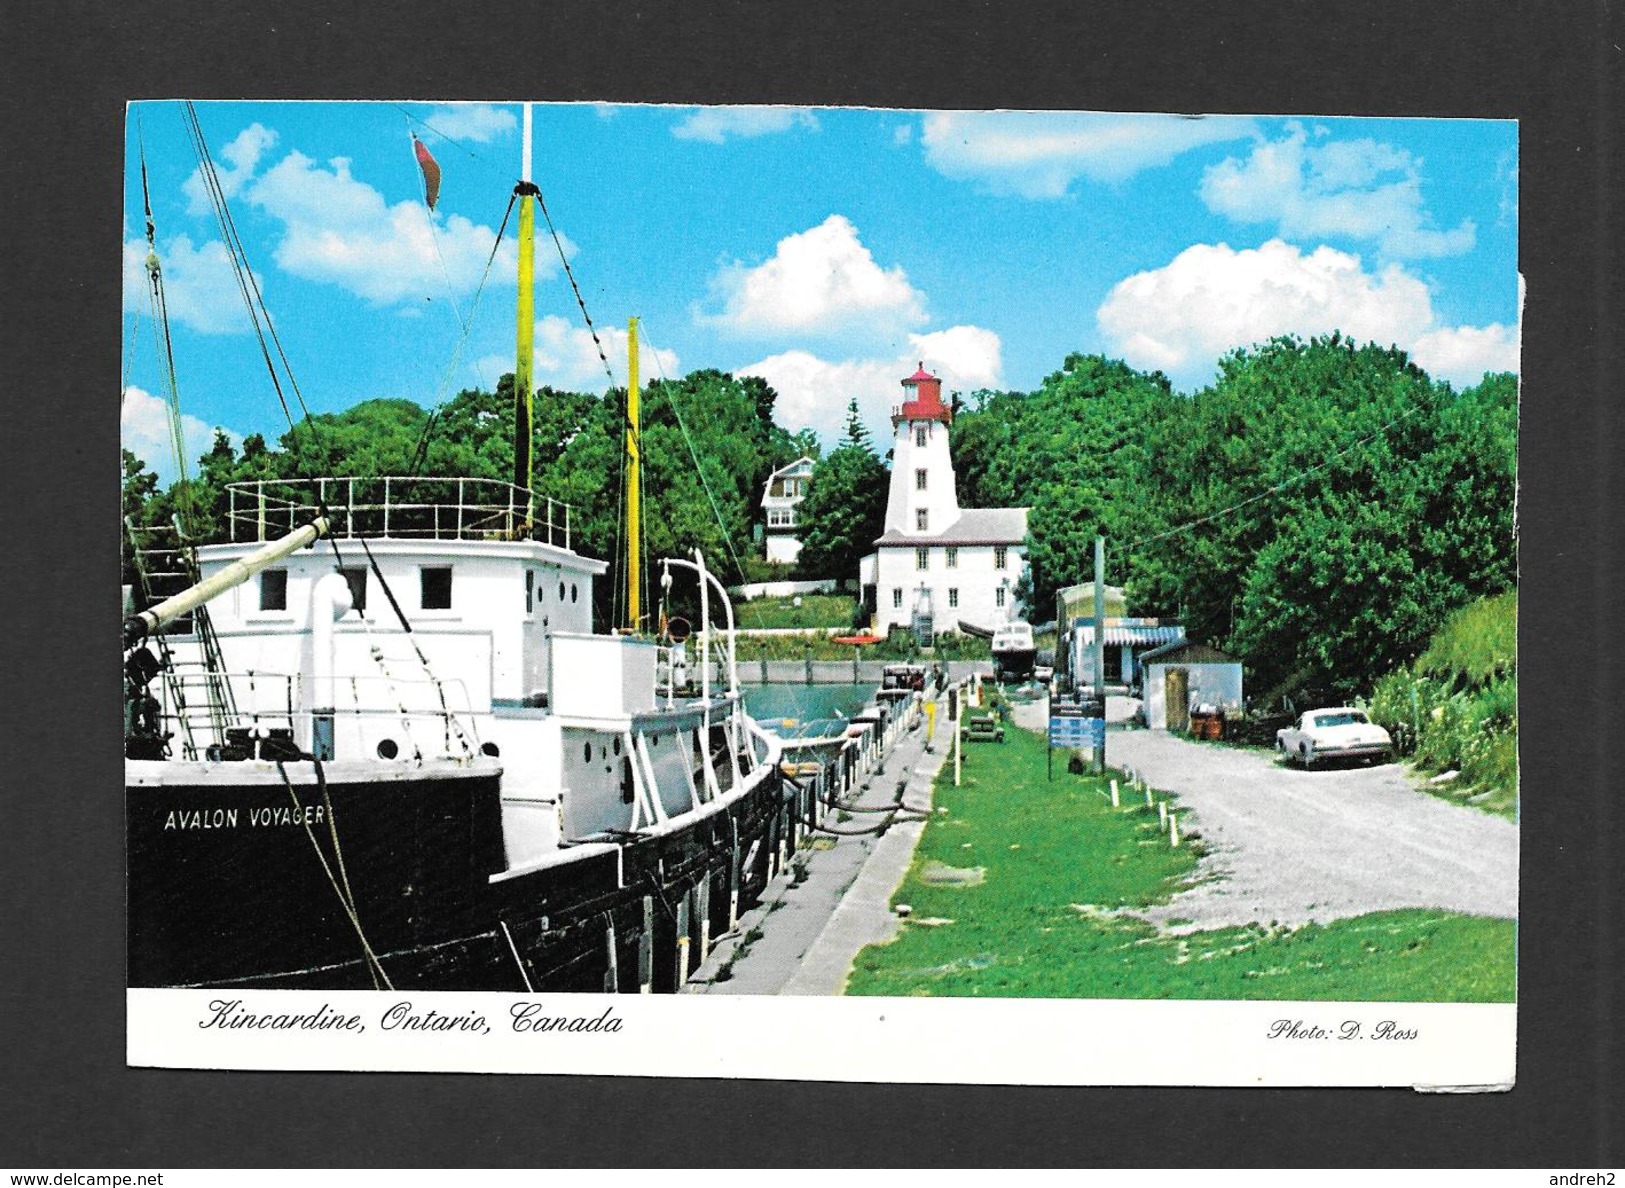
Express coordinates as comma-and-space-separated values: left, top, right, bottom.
277, 760, 394, 990
180, 105, 473, 760
409, 190, 518, 476
181, 102, 318, 459
535, 186, 618, 393
637, 324, 755, 590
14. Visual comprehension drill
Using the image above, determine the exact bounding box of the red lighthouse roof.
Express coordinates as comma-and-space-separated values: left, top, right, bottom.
892, 363, 951, 426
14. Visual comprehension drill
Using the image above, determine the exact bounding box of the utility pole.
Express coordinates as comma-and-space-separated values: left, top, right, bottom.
1092, 533, 1106, 774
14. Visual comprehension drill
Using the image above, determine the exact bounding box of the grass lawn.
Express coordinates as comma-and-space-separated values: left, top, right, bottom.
846, 724, 1515, 1002
735, 593, 857, 630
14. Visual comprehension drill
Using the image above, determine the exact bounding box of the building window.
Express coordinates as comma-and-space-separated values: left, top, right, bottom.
767, 508, 796, 528
915, 468, 927, 491
341, 567, 368, 614
995, 546, 1009, 570
525, 569, 535, 614
996, 587, 1007, 609
259, 569, 287, 612
892, 588, 903, 609
945, 547, 958, 568
915, 547, 929, 570
421, 566, 453, 610
948, 587, 959, 609
916, 509, 929, 531
915, 424, 927, 449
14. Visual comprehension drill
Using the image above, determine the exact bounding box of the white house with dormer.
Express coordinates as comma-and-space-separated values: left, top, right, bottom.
859, 366, 1029, 635
761, 455, 815, 565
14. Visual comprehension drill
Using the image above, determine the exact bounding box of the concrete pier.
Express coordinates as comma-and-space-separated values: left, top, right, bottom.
689, 684, 960, 995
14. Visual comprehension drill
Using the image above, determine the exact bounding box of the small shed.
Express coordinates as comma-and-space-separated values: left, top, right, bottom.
1141, 640, 1243, 732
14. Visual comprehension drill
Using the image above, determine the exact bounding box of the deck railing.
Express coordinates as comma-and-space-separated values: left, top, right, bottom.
225, 477, 574, 550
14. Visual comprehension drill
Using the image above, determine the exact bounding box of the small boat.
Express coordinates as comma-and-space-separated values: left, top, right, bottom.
990, 619, 1037, 682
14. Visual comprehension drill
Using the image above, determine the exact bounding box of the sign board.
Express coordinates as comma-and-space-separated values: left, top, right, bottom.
1049, 715, 1104, 749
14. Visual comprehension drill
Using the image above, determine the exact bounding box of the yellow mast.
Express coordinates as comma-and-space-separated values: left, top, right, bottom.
512, 103, 536, 522
626, 316, 641, 631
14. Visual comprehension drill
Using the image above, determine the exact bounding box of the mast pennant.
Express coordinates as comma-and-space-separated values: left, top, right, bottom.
412, 134, 442, 210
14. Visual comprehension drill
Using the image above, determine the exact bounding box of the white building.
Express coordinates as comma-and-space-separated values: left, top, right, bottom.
761, 455, 815, 565
860, 366, 1029, 635
1140, 640, 1244, 731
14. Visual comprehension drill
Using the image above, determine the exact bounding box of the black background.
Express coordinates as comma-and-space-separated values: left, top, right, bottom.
2, 0, 1618, 1168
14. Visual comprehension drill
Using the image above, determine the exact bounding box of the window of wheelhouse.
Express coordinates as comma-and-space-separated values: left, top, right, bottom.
259, 569, 288, 611
420, 566, 453, 610
341, 567, 368, 614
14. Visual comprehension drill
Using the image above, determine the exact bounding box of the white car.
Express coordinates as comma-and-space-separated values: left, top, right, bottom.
1276, 707, 1393, 768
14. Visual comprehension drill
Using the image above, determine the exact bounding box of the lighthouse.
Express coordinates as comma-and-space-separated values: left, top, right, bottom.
860, 365, 1030, 639
883, 366, 959, 538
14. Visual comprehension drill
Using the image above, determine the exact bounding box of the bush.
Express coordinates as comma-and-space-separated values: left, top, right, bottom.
1364, 592, 1516, 816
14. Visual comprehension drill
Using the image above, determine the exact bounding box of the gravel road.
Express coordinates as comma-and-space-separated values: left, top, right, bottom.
1011, 700, 1519, 932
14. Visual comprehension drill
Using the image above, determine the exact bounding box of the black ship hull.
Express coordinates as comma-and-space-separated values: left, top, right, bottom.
127, 756, 800, 993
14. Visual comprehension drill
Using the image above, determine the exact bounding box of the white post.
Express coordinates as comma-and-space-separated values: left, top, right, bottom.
1145, 782, 1155, 809
1169, 812, 1181, 848
1158, 800, 1168, 829
310, 571, 354, 760
954, 684, 963, 787
1110, 778, 1120, 807
521, 102, 533, 183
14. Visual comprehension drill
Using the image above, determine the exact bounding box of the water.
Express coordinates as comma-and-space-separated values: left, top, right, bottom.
744, 683, 875, 738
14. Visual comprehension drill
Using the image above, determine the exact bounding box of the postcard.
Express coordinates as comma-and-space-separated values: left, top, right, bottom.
121, 101, 1518, 1085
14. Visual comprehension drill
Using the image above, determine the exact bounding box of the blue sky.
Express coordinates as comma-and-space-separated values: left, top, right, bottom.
122, 101, 1519, 484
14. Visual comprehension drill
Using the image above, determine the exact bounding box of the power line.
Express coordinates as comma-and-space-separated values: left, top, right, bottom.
1117, 401, 1424, 558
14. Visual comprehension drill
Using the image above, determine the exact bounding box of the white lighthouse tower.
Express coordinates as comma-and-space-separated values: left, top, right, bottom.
861, 364, 1030, 638
884, 365, 959, 538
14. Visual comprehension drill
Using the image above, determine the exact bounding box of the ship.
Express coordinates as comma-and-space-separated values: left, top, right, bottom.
121, 105, 824, 993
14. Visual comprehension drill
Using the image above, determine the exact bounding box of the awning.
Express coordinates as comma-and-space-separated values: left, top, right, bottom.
1074, 625, 1186, 648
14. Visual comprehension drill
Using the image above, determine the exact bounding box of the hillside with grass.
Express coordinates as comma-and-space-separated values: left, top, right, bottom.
1366, 591, 1517, 818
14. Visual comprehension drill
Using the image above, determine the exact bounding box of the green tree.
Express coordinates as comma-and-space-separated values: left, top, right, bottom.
796, 398, 889, 582
950, 354, 1179, 612
121, 448, 160, 526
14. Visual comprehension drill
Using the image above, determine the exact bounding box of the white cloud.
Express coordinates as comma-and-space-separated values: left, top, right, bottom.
1410, 323, 1520, 384
670, 106, 819, 143
244, 148, 554, 305
121, 384, 242, 487
419, 103, 515, 143
1095, 238, 1518, 390
474, 315, 680, 393
739, 325, 1003, 446
182, 123, 277, 216
122, 233, 254, 334
1200, 124, 1476, 258
703, 214, 926, 338
920, 111, 1256, 198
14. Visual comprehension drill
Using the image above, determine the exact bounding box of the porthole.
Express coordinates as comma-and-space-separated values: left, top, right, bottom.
612, 736, 622, 756
481, 741, 500, 758
571, 583, 579, 603
376, 738, 400, 760
582, 741, 592, 764
559, 582, 566, 601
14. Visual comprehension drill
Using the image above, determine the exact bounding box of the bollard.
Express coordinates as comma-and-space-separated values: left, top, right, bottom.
1144, 783, 1154, 809
639, 896, 655, 994
1110, 778, 1120, 808
1158, 801, 1168, 828
1169, 813, 1181, 848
